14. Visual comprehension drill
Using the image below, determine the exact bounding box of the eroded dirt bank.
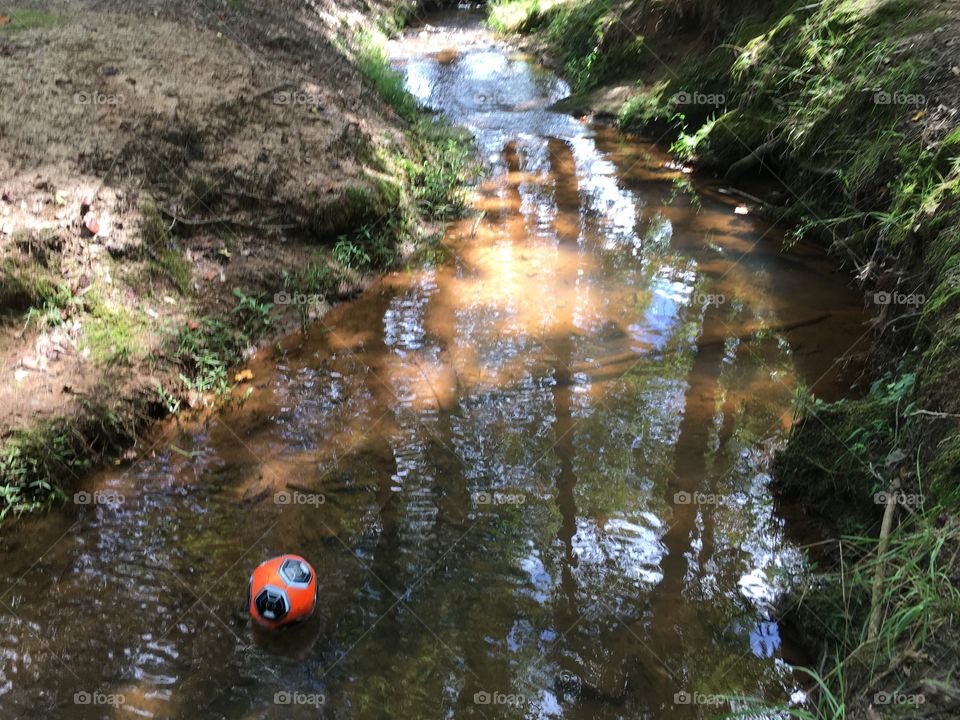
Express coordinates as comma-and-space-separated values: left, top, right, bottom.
0, 0, 471, 516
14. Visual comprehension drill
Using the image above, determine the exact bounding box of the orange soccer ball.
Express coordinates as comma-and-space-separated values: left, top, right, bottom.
248, 555, 317, 630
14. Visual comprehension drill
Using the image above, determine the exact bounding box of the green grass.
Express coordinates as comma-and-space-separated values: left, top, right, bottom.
355, 28, 421, 122
728, 657, 849, 719
488, 0, 548, 33
172, 288, 276, 398
23, 279, 83, 329
0, 400, 140, 520
489, 0, 638, 91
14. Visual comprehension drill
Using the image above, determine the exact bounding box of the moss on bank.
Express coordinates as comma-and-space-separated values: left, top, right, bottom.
491, 0, 960, 715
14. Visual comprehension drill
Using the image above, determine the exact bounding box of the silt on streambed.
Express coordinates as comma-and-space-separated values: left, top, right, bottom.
0, 10, 868, 719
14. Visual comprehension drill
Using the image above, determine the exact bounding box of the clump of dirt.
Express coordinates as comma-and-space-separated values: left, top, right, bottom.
0, 0, 435, 513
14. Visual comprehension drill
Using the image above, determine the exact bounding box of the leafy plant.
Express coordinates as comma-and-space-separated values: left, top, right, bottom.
155, 383, 181, 414
175, 318, 249, 396
232, 289, 273, 336
24, 281, 83, 329
333, 237, 372, 269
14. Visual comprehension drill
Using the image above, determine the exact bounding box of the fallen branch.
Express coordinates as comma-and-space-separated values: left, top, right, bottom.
470, 211, 486, 238
724, 137, 784, 181
718, 186, 767, 206
559, 313, 833, 383
157, 205, 299, 232
698, 312, 832, 350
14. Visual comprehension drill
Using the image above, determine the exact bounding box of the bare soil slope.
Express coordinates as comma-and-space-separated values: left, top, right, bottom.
0, 0, 431, 511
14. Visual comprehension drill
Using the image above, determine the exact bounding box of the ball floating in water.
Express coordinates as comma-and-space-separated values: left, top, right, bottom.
248, 555, 317, 629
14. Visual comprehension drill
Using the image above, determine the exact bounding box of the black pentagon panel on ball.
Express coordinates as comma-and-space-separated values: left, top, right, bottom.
254, 585, 290, 621
279, 558, 312, 587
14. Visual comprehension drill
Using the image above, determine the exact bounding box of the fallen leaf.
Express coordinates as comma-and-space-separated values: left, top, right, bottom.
911, 110, 925, 122
234, 369, 254, 382
218, 247, 231, 258
0, 16, 11, 26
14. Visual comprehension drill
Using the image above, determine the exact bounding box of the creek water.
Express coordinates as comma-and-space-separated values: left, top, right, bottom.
0, 10, 868, 720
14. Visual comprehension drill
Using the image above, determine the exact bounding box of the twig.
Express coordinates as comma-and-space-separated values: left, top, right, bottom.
470, 211, 485, 238
156, 205, 299, 232
718, 186, 767, 206
868, 478, 899, 643
911, 409, 960, 419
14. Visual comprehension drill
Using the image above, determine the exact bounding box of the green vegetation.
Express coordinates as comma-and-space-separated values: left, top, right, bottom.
0, 422, 76, 519
84, 300, 146, 366
403, 129, 471, 220
355, 28, 421, 122
0, 400, 145, 520
23, 279, 83, 330
175, 314, 252, 396
489, 0, 644, 91
171, 291, 276, 400
333, 236, 373, 270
